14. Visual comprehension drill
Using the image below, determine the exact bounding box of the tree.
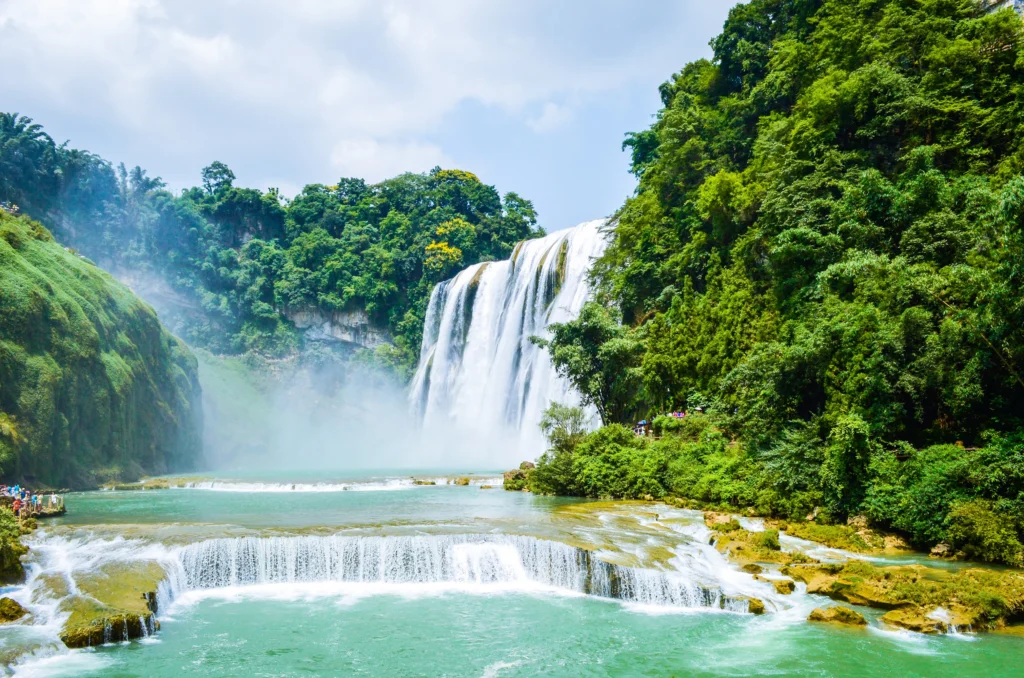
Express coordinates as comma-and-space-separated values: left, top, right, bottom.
201, 161, 235, 196
535, 302, 643, 425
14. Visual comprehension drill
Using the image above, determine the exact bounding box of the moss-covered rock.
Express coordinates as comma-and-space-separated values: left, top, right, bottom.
0, 212, 202, 489
881, 605, 975, 634
58, 561, 165, 648
772, 579, 795, 595
503, 468, 530, 491
785, 560, 1024, 630
0, 597, 27, 622
808, 606, 867, 626
738, 596, 766, 615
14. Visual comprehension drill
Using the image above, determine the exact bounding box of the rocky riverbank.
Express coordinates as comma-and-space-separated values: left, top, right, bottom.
703, 513, 1024, 633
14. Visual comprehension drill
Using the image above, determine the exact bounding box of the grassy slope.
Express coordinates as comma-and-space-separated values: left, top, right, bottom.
0, 212, 201, 488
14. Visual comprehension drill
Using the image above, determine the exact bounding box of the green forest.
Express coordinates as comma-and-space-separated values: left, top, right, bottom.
529, 0, 1024, 566
0, 211, 202, 487
0, 115, 542, 376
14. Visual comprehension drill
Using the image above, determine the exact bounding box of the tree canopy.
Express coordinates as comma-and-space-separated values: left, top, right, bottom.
0, 114, 543, 375
534, 0, 1024, 564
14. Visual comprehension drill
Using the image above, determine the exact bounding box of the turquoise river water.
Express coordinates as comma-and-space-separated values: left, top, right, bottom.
1, 471, 1021, 677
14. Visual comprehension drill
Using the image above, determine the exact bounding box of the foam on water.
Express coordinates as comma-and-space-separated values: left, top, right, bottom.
173, 476, 504, 493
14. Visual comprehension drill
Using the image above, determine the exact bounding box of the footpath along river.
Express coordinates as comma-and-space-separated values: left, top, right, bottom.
0, 471, 1020, 677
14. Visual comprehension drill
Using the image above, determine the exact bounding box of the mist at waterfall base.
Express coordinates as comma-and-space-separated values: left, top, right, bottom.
196, 349, 522, 473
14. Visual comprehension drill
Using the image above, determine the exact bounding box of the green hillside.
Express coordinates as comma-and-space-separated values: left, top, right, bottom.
531, 0, 1024, 565
0, 211, 201, 488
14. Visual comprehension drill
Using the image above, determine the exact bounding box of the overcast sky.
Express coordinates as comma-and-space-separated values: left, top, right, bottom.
0, 0, 734, 231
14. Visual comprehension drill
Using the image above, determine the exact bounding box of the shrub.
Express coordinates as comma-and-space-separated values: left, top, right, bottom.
945, 499, 1024, 566
756, 528, 781, 551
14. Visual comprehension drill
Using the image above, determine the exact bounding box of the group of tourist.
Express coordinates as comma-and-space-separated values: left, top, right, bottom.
1, 484, 61, 517
633, 407, 704, 436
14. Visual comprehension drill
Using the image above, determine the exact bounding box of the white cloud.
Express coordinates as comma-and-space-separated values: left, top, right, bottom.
527, 103, 574, 133
0, 0, 730, 192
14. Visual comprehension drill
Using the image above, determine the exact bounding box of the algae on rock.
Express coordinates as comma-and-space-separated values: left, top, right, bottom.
58, 561, 166, 648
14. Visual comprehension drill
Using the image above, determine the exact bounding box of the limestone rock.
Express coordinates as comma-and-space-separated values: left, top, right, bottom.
930, 542, 951, 558
452, 477, 470, 486
0, 597, 27, 622
808, 606, 867, 626
741, 563, 763, 575
519, 461, 536, 470
772, 579, 795, 595
881, 605, 974, 634
745, 597, 766, 615
284, 306, 391, 350
58, 561, 165, 648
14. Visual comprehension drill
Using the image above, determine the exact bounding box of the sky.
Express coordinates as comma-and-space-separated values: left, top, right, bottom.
0, 0, 735, 231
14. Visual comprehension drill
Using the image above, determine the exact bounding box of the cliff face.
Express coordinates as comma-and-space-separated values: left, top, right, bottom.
0, 212, 202, 488
284, 306, 391, 351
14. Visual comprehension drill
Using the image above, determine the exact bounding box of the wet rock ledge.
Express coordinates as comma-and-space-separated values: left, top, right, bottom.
50, 562, 164, 648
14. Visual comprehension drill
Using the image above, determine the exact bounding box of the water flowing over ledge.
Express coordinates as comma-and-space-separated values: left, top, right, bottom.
409, 220, 609, 455
160, 534, 751, 613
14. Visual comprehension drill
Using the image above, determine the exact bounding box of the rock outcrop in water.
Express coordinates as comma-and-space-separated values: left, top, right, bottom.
56, 562, 162, 648
0, 597, 27, 622
0, 212, 203, 488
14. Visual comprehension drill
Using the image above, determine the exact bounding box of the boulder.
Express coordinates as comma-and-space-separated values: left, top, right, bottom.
772, 579, 795, 595
744, 597, 766, 615
452, 477, 470, 486
58, 561, 164, 648
930, 542, 951, 558
881, 605, 974, 634
0, 597, 27, 622
808, 606, 867, 626
519, 461, 536, 470
741, 563, 763, 575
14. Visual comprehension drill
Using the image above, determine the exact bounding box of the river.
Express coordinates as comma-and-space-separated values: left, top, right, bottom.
0, 471, 1019, 677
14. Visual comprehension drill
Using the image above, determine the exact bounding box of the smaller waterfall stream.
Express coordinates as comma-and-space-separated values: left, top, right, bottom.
409, 220, 609, 455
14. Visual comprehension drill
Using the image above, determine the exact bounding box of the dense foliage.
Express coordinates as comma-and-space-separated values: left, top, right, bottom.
0, 211, 202, 488
0, 114, 542, 374
537, 0, 1024, 564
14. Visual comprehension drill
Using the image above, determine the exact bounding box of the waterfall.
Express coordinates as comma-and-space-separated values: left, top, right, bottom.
409, 219, 609, 454
165, 534, 748, 612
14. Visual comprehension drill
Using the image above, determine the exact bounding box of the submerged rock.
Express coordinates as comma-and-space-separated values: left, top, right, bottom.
0, 597, 27, 622
808, 606, 867, 626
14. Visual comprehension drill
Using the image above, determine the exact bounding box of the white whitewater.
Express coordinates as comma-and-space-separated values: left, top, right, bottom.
162, 534, 746, 612
410, 219, 609, 455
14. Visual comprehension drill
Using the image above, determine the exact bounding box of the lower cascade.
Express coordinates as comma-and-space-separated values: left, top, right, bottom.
161, 534, 749, 612
409, 220, 609, 454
